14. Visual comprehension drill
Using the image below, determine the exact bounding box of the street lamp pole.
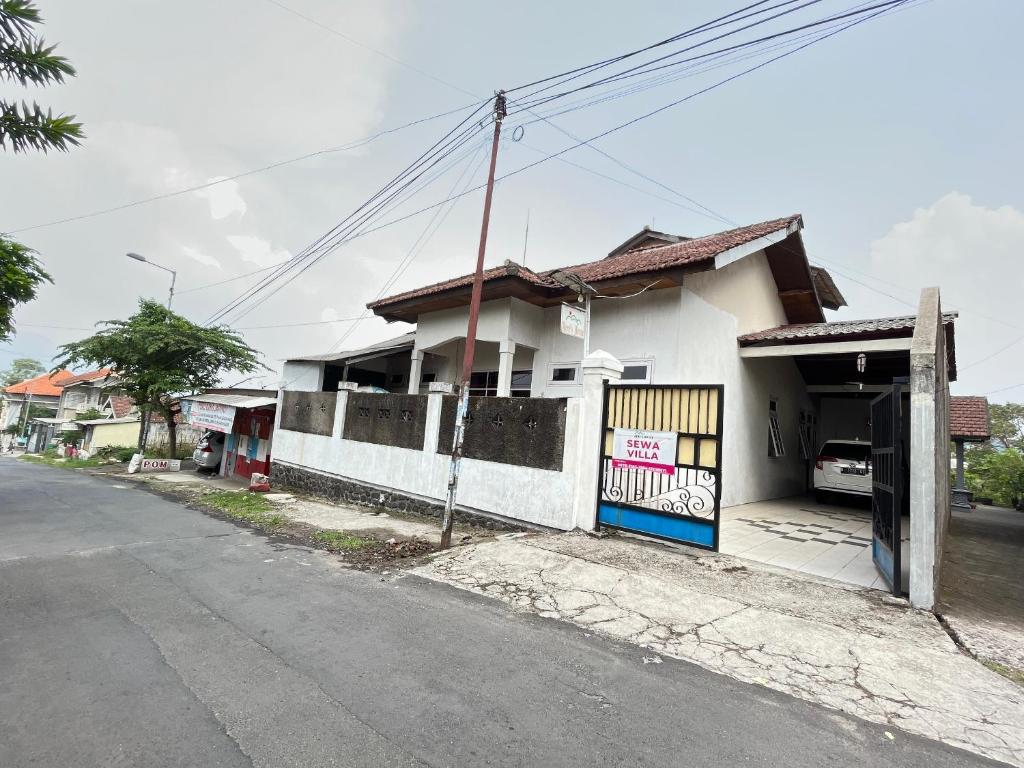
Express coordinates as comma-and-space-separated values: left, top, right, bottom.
126, 252, 176, 310
125, 252, 177, 460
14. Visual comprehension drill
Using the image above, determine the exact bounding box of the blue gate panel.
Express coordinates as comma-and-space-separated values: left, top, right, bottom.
872, 537, 895, 589
598, 503, 715, 548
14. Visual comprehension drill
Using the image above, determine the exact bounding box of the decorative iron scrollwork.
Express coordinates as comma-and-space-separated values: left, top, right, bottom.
358, 406, 371, 418
600, 462, 717, 520
401, 410, 413, 422
491, 414, 504, 428
377, 408, 391, 419
524, 417, 538, 430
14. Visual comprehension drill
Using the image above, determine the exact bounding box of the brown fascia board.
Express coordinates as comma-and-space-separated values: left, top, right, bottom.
764, 233, 825, 324
371, 274, 565, 323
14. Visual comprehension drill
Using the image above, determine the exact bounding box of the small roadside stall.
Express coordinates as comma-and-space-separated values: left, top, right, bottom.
179, 390, 278, 480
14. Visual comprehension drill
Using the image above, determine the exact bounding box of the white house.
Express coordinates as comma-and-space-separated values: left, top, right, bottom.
274, 214, 956, 609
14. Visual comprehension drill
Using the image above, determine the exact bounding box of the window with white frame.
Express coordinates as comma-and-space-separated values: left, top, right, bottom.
768, 398, 785, 458
620, 359, 653, 383
797, 409, 816, 460
549, 363, 579, 384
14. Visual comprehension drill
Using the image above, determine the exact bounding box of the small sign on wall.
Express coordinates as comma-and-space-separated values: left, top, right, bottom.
612, 428, 677, 476
559, 303, 587, 339
141, 458, 181, 472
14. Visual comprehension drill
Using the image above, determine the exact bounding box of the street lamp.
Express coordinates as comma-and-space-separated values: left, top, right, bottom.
126, 252, 176, 309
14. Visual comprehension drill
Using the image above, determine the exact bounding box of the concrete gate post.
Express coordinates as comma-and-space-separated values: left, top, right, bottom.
572, 350, 623, 531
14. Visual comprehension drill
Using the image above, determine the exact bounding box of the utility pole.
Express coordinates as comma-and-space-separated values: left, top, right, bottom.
440, 90, 506, 549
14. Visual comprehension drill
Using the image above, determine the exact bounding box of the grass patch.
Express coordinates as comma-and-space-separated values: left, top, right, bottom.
204, 491, 285, 529
313, 530, 375, 551
19, 454, 106, 469
982, 659, 1024, 686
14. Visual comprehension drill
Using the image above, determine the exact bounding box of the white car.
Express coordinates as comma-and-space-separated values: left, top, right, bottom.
814, 439, 871, 502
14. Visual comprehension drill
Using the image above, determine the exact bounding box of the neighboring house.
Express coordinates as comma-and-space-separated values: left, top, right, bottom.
275, 213, 958, 609
179, 389, 278, 480
77, 417, 142, 453
54, 369, 123, 422
1, 370, 75, 438
949, 396, 991, 510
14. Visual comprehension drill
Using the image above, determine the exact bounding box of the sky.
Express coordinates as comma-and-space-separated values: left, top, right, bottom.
1, 0, 1022, 400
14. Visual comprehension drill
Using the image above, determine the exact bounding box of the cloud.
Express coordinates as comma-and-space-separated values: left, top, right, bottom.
181, 245, 222, 269
194, 178, 247, 220
226, 235, 292, 268
866, 192, 1024, 400
320, 307, 339, 322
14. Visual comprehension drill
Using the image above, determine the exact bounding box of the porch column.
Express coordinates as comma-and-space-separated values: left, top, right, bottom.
408, 349, 424, 395
571, 350, 623, 531
951, 438, 972, 511
497, 340, 516, 397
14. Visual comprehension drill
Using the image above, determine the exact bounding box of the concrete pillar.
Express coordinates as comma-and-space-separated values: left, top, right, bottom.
571, 350, 623, 531
951, 439, 972, 511
909, 286, 947, 610
497, 340, 516, 397
407, 349, 424, 395
335, 382, 357, 440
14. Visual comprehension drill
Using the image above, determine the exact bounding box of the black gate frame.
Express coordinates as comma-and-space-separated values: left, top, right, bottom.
595, 382, 725, 551
871, 378, 907, 596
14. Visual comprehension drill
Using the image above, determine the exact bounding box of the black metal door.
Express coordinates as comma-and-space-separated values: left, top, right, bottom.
870, 379, 906, 595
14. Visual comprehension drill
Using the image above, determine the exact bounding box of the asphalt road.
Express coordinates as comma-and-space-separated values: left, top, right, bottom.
0, 459, 1002, 768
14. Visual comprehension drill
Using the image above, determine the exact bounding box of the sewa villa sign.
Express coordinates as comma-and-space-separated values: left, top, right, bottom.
611, 428, 677, 476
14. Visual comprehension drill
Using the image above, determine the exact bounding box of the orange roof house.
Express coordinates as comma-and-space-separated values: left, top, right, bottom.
4, 370, 75, 398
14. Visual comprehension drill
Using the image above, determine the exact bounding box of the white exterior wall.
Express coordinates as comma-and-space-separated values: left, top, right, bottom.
686, 251, 789, 335
273, 392, 581, 530
281, 360, 324, 392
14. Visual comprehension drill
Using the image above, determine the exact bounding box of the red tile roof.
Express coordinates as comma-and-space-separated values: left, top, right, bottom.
562, 215, 802, 284
738, 313, 958, 345
950, 396, 990, 441
369, 262, 553, 309
4, 370, 75, 397
61, 368, 114, 386
108, 395, 136, 418
369, 215, 802, 310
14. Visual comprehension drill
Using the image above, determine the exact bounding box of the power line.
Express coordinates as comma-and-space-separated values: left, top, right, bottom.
203, 103, 492, 325
2, 101, 480, 235
214, 126, 490, 326
215, 0, 913, 335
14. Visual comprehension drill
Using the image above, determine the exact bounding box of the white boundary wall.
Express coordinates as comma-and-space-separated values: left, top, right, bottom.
273, 390, 582, 530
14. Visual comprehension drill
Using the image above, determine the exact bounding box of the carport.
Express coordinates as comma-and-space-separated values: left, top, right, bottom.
733, 289, 956, 607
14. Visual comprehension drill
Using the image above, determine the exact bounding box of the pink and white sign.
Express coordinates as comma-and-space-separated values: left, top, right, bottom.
611, 428, 677, 476
141, 458, 181, 472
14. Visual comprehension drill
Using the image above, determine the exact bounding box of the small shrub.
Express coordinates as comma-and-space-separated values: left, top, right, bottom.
95, 445, 137, 462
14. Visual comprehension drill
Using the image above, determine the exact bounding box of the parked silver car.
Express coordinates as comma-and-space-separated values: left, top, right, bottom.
193, 430, 225, 472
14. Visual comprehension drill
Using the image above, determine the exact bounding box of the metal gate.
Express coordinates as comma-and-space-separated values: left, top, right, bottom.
596, 383, 724, 551
870, 379, 906, 595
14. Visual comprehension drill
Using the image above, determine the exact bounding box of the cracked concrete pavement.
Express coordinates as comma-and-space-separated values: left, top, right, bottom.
415, 531, 1024, 767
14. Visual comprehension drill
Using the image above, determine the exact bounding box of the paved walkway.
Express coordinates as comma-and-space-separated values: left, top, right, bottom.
939, 505, 1024, 671
416, 531, 1024, 766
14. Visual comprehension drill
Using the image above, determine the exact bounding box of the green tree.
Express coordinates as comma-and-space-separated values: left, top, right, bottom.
964, 445, 1024, 509
1, 0, 83, 153
1, 355, 44, 385
989, 403, 1024, 452
1, 237, 52, 341
76, 406, 104, 421
54, 300, 263, 455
